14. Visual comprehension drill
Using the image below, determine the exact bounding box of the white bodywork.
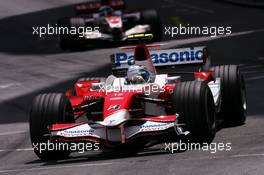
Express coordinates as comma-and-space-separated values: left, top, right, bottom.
52, 120, 175, 142
207, 78, 221, 106
125, 25, 150, 36
105, 16, 123, 28
97, 109, 130, 126
85, 31, 102, 39
84, 24, 150, 40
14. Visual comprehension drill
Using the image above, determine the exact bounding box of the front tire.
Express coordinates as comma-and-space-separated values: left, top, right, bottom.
210, 65, 246, 125
29, 93, 74, 160
172, 81, 216, 143
140, 9, 162, 42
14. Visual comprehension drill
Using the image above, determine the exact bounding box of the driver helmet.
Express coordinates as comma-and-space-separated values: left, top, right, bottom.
98, 6, 114, 16
126, 65, 153, 84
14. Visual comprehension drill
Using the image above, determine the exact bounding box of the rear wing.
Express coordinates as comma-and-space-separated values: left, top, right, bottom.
110, 46, 209, 75
75, 0, 126, 15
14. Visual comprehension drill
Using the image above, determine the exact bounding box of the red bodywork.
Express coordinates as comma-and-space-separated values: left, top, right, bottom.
50, 45, 214, 146
57, 44, 214, 124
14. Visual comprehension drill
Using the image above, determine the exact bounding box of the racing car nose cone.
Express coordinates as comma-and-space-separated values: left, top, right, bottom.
102, 109, 130, 126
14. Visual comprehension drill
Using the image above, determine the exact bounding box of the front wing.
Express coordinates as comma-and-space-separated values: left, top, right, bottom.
49, 118, 181, 145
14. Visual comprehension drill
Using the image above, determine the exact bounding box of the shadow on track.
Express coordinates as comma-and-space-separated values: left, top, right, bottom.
0, 4, 76, 55
0, 64, 111, 124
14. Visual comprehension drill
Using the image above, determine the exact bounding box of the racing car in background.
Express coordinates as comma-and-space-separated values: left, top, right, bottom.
57, 0, 162, 51
29, 39, 246, 160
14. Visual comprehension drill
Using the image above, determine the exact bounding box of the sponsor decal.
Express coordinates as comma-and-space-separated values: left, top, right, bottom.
108, 104, 121, 110
57, 129, 98, 137
84, 95, 100, 101
63, 130, 95, 134
113, 47, 205, 68
108, 120, 116, 124
109, 97, 124, 100
140, 122, 174, 132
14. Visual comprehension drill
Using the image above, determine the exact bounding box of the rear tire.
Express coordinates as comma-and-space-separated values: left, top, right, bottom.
172, 81, 216, 143
210, 65, 246, 125
140, 9, 162, 42
29, 93, 74, 160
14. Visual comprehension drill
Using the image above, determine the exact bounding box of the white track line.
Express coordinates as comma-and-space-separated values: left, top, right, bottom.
243, 70, 264, 74
0, 83, 21, 89
163, 29, 262, 49
191, 153, 264, 161
245, 75, 264, 81
148, 29, 258, 50
0, 148, 33, 152
0, 130, 27, 136
231, 153, 264, 158
0, 162, 114, 173
240, 65, 263, 70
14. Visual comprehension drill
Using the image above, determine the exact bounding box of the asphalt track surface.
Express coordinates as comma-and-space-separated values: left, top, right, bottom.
0, 0, 264, 175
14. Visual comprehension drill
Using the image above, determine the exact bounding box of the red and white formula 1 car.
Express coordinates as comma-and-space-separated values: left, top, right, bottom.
29, 42, 246, 160
57, 0, 161, 51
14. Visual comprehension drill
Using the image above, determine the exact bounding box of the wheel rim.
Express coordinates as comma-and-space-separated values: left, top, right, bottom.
206, 90, 216, 134
242, 87, 247, 111
240, 75, 247, 112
